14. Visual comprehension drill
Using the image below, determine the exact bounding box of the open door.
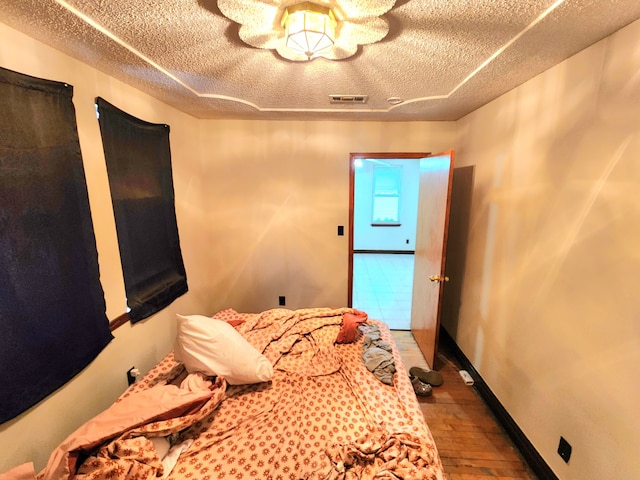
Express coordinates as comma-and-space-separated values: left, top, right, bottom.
411, 150, 455, 368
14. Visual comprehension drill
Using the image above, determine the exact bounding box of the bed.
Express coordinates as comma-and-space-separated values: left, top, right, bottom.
36, 307, 445, 480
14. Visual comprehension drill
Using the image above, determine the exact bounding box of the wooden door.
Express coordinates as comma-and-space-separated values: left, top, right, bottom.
410, 150, 455, 368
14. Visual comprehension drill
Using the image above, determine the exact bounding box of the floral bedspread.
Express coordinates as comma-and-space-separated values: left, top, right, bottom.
40, 307, 444, 480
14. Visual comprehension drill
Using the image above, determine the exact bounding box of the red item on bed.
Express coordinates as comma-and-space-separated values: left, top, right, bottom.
212, 308, 247, 327
335, 309, 368, 343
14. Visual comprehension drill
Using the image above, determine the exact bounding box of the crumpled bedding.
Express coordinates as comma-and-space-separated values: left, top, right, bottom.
308, 431, 440, 480
37, 375, 225, 480
0, 463, 36, 480
361, 324, 397, 385
35, 307, 444, 480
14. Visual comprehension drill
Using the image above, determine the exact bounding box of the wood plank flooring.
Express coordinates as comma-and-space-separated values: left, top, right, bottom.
391, 330, 537, 480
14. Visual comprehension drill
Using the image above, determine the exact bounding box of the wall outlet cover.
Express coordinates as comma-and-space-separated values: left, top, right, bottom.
558, 436, 572, 463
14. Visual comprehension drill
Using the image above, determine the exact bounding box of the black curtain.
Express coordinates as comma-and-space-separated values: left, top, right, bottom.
96, 98, 187, 323
0, 67, 113, 424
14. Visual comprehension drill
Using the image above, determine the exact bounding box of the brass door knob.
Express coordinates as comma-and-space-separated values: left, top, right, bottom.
429, 275, 450, 283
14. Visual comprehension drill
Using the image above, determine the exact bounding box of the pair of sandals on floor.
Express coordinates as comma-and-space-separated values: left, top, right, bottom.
409, 366, 443, 397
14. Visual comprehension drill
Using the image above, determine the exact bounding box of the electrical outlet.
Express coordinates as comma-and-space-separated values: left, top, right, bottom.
337, 225, 344, 236
278, 296, 286, 306
557, 436, 572, 463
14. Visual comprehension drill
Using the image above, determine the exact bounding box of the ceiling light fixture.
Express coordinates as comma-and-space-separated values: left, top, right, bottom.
281, 3, 336, 60
217, 0, 395, 62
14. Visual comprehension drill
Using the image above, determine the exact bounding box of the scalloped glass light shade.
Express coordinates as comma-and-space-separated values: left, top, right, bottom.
217, 0, 395, 61
283, 3, 336, 59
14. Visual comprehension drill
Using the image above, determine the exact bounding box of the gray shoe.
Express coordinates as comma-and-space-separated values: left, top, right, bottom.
410, 375, 433, 396
409, 366, 443, 387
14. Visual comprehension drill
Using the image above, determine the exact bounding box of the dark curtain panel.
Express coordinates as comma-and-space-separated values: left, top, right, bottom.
96, 98, 187, 323
0, 67, 113, 424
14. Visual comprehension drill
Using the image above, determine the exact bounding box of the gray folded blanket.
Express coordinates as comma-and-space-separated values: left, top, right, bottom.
361, 325, 396, 385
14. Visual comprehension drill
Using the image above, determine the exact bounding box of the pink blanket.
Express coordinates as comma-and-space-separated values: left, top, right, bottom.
38, 378, 225, 480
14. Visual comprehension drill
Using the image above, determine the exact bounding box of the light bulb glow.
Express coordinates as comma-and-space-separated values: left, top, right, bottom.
282, 3, 336, 59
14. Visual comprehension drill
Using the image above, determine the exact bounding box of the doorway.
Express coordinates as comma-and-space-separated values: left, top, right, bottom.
352, 252, 414, 330
348, 152, 430, 330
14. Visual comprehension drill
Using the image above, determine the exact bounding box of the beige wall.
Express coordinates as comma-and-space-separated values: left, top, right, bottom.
191, 120, 455, 314
451, 18, 640, 480
0, 21, 456, 472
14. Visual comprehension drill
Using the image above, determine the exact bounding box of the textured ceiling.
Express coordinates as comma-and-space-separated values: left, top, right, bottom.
1, 0, 640, 121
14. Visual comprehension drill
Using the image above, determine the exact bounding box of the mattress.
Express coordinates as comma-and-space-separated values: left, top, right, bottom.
39, 307, 445, 480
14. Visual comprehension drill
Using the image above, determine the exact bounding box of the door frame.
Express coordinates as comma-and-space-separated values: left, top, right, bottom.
348, 152, 430, 307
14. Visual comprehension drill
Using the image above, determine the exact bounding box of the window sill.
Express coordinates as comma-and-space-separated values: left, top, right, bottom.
109, 312, 130, 331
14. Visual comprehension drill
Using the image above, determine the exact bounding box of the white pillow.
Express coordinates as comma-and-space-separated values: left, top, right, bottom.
174, 314, 273, 385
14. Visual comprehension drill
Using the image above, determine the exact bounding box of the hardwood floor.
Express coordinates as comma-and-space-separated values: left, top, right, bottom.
391, 330, 537, 480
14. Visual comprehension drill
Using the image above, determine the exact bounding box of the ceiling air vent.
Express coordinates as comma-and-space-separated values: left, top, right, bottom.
329, 95, 368, 104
